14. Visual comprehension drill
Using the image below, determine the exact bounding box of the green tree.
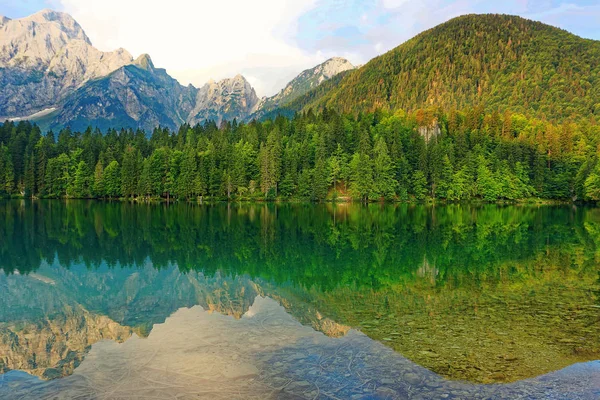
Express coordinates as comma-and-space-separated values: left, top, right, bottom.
584, 164, 600, 200
93, 161, 105, 198
0, 145, 14, 195
149, 148, 170, 197
372, 137, 396, 199
411, 170, 428, 200
476, 155, 500, 201
121, 146, 140, 198
44, 154, 69, 198
178, 146, 198, 200
72, 161, 92, 198
103, 161, 121, 198
349, 152, 373, 202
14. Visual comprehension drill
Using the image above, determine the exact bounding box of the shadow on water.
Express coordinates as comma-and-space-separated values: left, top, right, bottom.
0, 200, 599, 398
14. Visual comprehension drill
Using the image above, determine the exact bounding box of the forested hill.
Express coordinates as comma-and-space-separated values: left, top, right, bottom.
280, 14, 600, 121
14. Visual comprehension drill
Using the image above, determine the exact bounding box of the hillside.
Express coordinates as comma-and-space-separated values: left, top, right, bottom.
283, 14, 600, 120
0, 9, 133, 119
249, 57, 355, 121
36, 54, 198, 132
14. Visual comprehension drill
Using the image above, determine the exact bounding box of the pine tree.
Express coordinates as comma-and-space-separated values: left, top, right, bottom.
93, 160, 105, 198
72, 161, 92, 198
476, 155, 500, 201
312, 133, 329, 201
121, 146, 140, 198
103, 161, 121, 198
178, 146, 198, 200
373, 137, 396, 199
0, 145, 14, 195
138, 158, 151, 198
349, 152, 373, 202
437, 155, 454, 199
411, 170, 428, 200
149, 148, 169, 197
24, 153, 35, 198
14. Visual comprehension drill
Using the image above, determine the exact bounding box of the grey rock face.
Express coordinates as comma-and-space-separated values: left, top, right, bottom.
249, 57, 355, 121
188, 74, 260, 126
40, 55, 198, 133
39, 59, 263, 132
0, 9, 133, 118
1, 9, 352, 133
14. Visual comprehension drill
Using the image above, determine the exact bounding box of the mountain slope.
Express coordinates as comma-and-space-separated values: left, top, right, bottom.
38, 54, 198, 132
285, 14, 600, 120
249, 57, 355, 120
188, 75, 260, 125
0, 9, 133, 118
1, 10, 263, 132
38, 56, 263, 132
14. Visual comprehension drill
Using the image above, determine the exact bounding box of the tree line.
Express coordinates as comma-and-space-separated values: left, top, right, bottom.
1, 106, 600, 202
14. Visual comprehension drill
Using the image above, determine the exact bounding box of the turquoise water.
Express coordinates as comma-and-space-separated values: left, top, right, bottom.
0, 201, 598, 399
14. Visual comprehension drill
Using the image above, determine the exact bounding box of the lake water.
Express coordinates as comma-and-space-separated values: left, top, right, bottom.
0, 200, 598, 399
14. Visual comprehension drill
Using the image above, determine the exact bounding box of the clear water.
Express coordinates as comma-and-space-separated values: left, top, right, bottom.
0, 201, 598, 399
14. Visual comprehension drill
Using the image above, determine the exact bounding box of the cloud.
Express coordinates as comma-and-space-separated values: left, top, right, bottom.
295, 0, 473, 64
295, 0, 600, 67
50, 0, 324, 96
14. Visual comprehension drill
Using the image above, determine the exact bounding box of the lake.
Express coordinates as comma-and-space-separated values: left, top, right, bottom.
0, 200, 598, 399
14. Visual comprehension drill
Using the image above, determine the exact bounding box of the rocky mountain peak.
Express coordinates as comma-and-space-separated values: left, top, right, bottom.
246, 56, 355, 121
188, 74, 260, 126
316, 57, 355, 79
0, 9, 133, 119
23, 8, 91, 44
0, 15, 11, 26
133, 53, 155, 71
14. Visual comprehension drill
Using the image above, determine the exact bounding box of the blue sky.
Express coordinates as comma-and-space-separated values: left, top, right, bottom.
1, 0, 599, 96
296, 0, 600, 58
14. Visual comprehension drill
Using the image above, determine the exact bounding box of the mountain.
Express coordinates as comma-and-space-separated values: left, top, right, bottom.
0, 9, 356, 132
38, 54, 198, 132
0, 10, 264, 132
277, 14, 600, 121
38, 62, 261, 132
0, 9, 133, 119
188, 74, 260, 126
249, 57, 355, 120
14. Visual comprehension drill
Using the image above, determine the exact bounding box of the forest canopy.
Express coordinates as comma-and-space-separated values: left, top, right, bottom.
289, 14, 600, 122
1, 105, 600, 202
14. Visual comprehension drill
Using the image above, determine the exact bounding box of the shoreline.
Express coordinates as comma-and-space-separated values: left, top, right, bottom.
0, 195, 587, 206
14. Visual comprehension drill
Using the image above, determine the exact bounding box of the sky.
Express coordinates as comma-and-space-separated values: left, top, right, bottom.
1, 0, 599, 97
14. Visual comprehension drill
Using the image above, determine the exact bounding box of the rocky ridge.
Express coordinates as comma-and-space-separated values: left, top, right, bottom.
250, 57, 355, 120
1, 10, 353, 132
0, 9, 133, 118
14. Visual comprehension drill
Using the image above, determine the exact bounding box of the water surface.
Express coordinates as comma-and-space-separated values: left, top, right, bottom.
0, 201, 599, 399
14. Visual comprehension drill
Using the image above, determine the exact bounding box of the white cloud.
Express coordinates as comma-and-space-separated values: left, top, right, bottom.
381, 0, 412, 9
52, 0, 324, 96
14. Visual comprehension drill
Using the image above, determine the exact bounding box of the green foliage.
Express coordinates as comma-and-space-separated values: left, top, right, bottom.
411, 170, 428, 200
584, 164, 600, 200
0, 145, 14, 195
44, 153, 69, 198
372, 138, 396, 199
103, 161, 121, 198
349, 152, 373, 202
0, 103, 598, 202
286, 14, 600, 122
93, 161, 105, 198
121, 146, 140, 198
71, 161, 92, 198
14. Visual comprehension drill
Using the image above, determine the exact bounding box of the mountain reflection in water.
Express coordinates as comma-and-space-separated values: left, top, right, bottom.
0, 200, 599, 399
